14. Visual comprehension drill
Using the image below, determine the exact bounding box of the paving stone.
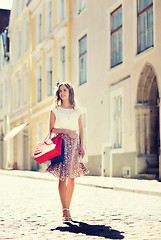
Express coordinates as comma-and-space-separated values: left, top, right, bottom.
0, 175, 161, 239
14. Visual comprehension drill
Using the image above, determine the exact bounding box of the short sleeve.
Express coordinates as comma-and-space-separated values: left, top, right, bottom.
75, 106, 82, 118
49, 105, 57, 116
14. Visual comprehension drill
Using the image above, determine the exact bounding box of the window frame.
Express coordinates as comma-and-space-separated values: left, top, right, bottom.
37, 65, 42, 103
0, 84, 3, 109
17, 78, 22, 108
46, 0, 53, 35
58, 0, 66, 23
22, 0, 25, 9
37, 13, 42, 43
79, 35, 87, 86
113, 95, 122, 149
37, 122, 43, 142
58, 44, 66, 83
16, 0, 19, 18
78, 0, 86, 15
24, 73, 29, 104
18, 31, 21, 59
47, 56, 53, 97
24, 21, 29, 52
137, 0, 153, 54
110, 5, 123, 68
110, 87, 124, 152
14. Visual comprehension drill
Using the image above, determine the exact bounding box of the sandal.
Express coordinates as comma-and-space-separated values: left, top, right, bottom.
62, 208, 72, 222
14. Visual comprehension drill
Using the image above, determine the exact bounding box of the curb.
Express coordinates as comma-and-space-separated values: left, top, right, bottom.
0, 170, 161, 197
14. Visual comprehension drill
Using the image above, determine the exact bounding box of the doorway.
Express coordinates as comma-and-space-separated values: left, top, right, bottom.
136, 64, 159, 174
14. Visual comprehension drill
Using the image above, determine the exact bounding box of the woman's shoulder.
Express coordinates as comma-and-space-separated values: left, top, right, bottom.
74, 106, 82, 116
74, 106, 81, 111
49, 104, 58, 114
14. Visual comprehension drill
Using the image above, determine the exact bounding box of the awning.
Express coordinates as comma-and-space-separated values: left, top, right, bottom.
4, 122, 28, 141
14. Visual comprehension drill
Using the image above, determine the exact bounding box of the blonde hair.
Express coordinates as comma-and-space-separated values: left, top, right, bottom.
55, 82, 76, 108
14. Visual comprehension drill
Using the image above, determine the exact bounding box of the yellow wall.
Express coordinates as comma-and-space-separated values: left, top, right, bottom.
8, 0, 72, 170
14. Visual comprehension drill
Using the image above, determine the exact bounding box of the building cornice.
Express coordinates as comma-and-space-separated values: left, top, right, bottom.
9, 104, 29, 122
31, 96, 53, 114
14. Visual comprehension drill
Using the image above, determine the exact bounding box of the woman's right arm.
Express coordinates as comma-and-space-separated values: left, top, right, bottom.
49, 111, 77, 138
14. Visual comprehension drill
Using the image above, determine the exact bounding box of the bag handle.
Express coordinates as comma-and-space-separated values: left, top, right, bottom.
44, 128, 54, 141
49, 128, 54, 139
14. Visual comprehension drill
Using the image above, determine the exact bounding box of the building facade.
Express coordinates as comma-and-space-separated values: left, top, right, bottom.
8, 0, 31, 170
72, 0, 161, 180
28, 0, 72, 171
6, 0, 72, 171
2, 0, 161, 180
0, 10, 10, 169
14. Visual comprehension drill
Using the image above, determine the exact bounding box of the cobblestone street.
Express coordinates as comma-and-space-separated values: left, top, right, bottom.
0, 174, 161, 240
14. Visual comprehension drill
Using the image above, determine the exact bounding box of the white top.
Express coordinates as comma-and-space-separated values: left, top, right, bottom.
51, 106, 81, 134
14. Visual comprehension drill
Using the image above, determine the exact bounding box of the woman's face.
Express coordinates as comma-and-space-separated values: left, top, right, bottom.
59, 85, 69, 101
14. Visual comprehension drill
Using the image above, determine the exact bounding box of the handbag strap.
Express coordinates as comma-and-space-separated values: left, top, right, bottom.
45, 128, 54, 141
49, 128, 53, 139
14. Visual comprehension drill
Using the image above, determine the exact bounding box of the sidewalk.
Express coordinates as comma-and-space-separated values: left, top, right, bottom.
0, 169, 161, 197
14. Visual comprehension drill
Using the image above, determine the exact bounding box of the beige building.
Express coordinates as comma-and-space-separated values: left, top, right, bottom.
72, 0, 161, 179
5, 0, 72, 172
7, 0, 31, 170
3, 0, 161, 180
0, 10, 10, 169
28, 0, 72, 171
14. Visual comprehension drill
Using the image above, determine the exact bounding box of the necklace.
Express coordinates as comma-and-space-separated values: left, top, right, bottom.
59, 106, 73, 120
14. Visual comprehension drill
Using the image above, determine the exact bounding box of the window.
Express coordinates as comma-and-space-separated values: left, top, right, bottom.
11, 41, 15, 65
0, 84, 3, 109
10, 83, 14, 111
38, 13, 42, 43
60, 46, 66, 82
47, 57, 53, 96
79, 35, 87, 85
22, 0, 25, 9
111, 6, 122, 68
0, 54, 1, 71
78, 0, 86, 14
58, 0, 65, 23
16, 0, 19, 17
24, 22, 29, 51
5, 81, 7, 106
17, 79, 21, 108
18, 32, 21, 58
37, 66, 42, 102
137, 0, 153, 53
113, 95, 122, 148
37, 122, 42, 142
48, 1, 52, 33
24, 74, 28, 104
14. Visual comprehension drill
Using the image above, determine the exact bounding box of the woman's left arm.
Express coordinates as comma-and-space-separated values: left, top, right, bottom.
78, 115, 85, 158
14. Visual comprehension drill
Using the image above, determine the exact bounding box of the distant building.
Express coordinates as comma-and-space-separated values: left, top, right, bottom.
0, 9, 10, 169
6, 0, 72, 172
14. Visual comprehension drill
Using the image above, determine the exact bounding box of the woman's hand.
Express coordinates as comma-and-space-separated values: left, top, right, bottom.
79, 145, 85, 159
66, 129, 77, 138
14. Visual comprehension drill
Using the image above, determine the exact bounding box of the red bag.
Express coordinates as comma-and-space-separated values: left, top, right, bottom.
34, 134, 62, 164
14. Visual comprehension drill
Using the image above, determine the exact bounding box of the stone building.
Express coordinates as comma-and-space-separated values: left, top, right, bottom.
72, 0, 161, 180
0, 9, 10, 169
3, 0, 161, 180
5, 0, 72, 171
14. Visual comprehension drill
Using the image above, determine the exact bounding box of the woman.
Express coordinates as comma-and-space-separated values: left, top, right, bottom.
46, 82, 89, 222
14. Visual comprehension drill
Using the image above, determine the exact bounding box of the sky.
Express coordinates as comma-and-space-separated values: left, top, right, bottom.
0, 0, 13, 10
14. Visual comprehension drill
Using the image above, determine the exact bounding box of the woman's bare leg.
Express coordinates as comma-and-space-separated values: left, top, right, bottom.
66, 178, 75, 218
58, 178, 68, 218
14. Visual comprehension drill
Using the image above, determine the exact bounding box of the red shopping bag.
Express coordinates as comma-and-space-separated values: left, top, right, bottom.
34, 134, 62, 164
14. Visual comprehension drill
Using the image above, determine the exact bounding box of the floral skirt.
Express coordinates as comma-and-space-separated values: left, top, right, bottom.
45, 133, 89, 180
